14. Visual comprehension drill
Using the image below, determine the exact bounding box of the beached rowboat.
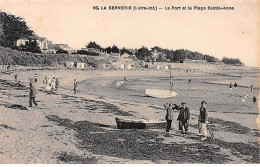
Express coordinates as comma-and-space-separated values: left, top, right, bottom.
115, 117, 166, 129
144, 89, 177, 98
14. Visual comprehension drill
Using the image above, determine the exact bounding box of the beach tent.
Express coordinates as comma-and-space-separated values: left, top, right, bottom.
66, 61, 74, 68
76, 62, 85, 69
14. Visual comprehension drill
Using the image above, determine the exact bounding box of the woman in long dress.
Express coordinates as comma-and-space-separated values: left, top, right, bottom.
45, 76, 51, 92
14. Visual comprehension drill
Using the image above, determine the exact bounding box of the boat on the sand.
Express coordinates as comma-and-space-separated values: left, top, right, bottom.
115, 117, 166, 129
144, 68, 177, 98
145, 88, 177, 98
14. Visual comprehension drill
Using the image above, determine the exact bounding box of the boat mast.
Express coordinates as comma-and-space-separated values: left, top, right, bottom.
170, 67, 173, 92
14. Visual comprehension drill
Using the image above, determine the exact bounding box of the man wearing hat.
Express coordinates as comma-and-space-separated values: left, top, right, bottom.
198, 100, 208, 140
177, 102, 190, 133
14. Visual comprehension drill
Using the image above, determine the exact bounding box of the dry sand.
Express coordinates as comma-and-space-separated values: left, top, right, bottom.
0, 65, 259, 163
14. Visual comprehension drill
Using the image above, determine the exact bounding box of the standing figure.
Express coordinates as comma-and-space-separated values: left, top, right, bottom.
229, 83, 233, 90
15, 74, 18, 82
198, 100, 208, 140
234, 82, 237, 90
34, 73, 38, 83
55, 78, 60, 91
242, 95, 247, 106
253, 96, 257, 103
51, 77, 56, 91
74, 79, 77, 94
164, 103, 174, 137
250, 84, 254, 94
29, 83, 38, 107
177, 102, 190, 134
45, 76, 51, 92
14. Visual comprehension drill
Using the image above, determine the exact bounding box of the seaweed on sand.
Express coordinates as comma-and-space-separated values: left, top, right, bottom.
57, 151, 97, 164
46, 115, 231, 163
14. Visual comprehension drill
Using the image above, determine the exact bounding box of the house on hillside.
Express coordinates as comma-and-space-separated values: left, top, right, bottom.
151, 49, 165, 62
16, 37, 29, 46
16, 35, 56, 54
182, 57, 192, 63
54, 44, 72, 54
66, 61, 75, 68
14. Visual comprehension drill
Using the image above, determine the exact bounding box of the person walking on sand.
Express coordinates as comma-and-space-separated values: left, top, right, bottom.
242, 95, 247, 106
253, 96, 257, 103
164, 103, 175, 137
250, 84, 254, 94
198, 100, 208, 140
55, 78, 60, 91
177, 102, 190, 134
234, 82, 237, 90
34, 73, 38, 83
29, 83, 38, 107
74, 79, 77, 94
229, 83, 233, 90
15, 74, 17, 82
51, 77, 56, 91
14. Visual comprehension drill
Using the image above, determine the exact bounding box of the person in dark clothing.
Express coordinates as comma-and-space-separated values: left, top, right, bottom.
253, 96, 257, 103
29, 83, 38, 107
34, 73, 38, 83
15, 74, 17, 82
234, 82, 237, 90
177, 102, 190, 133
164, 103, 175, 136
74, 79, 77, 94
55, 78, 60, 91
229, 83, 233, 90
198, 100, 208, 140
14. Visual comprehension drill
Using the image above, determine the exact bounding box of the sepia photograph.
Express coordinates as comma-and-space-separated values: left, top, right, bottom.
0, 0, 259, 164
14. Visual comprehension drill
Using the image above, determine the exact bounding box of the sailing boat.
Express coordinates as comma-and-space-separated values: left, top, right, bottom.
145, 67, 178, 98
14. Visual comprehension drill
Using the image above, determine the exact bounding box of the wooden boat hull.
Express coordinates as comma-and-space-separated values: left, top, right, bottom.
145, 89, 177, 98
115, 118, 166, 129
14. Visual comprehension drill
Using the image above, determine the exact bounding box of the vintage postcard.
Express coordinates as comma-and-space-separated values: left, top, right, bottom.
0, 0, 259, 164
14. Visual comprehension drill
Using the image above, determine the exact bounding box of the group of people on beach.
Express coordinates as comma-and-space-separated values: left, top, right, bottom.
43, 76, 60, 92
229, 82, 257, 106
164, 100, 208, 141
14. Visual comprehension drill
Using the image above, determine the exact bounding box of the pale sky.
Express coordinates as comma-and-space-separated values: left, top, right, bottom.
0, 0, 259, 66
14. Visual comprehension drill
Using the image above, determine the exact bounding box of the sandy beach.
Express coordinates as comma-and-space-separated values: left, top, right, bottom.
0, 65, 259, 163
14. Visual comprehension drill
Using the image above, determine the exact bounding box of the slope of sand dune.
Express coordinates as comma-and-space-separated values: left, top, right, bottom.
0, 66, 259, 163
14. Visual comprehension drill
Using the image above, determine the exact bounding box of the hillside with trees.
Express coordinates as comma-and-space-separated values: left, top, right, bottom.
221, 57, 243, 65
0, 11, 244, 67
